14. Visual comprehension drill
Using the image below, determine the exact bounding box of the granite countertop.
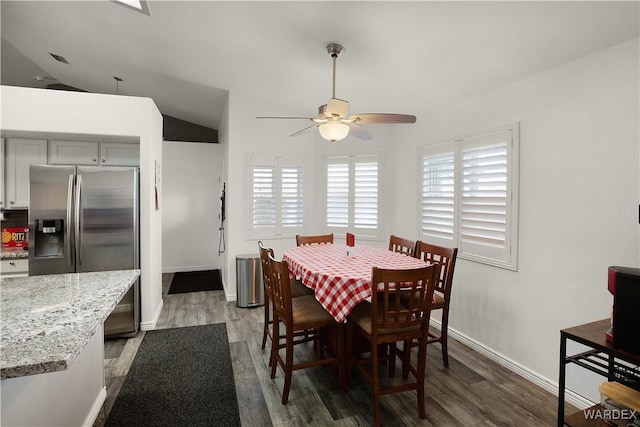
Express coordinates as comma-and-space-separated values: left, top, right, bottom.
0, 248, 29, 260
0, 269, 140, 379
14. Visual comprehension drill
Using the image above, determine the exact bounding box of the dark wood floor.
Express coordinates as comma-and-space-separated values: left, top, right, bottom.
95, 273, 561, 426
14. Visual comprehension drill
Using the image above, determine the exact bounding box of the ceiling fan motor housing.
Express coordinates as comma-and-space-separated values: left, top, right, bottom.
319, 98, 349, 118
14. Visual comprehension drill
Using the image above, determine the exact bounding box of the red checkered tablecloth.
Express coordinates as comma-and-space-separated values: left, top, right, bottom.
283, 244, 428, 322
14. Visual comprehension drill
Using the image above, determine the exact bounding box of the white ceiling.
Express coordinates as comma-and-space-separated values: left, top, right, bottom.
2, 1, 638, 132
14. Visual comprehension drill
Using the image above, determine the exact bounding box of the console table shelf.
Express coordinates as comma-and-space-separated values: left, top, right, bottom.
558, 319, 640, 427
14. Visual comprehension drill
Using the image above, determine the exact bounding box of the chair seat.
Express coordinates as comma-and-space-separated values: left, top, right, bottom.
291, 295, 335, 328
349, 302, 421, 336
291, 279, 314, 298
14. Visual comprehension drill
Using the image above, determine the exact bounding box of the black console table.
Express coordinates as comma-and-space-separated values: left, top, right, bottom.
558, 319, 640, 426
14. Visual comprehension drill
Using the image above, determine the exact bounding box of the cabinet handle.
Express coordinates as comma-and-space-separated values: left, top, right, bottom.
10, 201, 14, 205
93, 158, 97, 162
102, 159, 106, 163
9, 262, 15, 266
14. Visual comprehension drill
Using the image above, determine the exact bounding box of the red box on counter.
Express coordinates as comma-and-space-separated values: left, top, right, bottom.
2, 227, 28, 248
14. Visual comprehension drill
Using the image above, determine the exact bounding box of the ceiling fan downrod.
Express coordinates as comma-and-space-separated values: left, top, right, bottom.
327, 43, 344, 99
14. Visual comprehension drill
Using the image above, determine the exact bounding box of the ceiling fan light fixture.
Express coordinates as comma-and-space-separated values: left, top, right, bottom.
319, 121, 349, 143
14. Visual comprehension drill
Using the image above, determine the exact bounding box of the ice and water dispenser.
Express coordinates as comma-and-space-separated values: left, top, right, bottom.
33, 219, 64, 257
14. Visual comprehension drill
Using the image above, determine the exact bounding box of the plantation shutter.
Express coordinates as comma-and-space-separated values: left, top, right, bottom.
354, 160, 378, 229
458, 128, 513, 266
250, 155, 305, 237
326, 155, 381, 236
419, 123, 519, 270
250, 156, 276, 235
280, 162, 304, 231
327, 160, 349, 228
421, 146, 455, 246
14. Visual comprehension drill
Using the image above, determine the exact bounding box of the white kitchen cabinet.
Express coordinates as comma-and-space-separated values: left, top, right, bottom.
0, 138, 5, 209
49, 140, 99, 165
48, 140, 139, 166
5, 138, 48, 208
100, 142, 139, 166
0, 259, 29, 278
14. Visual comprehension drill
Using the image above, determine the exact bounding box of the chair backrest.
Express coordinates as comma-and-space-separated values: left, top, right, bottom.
413, 241, 458, 297
258, 241, 274, 294
370, 265, 438, 338
267, 253, 293, 322
388, 235, 417, 257
296, 233, 334, 246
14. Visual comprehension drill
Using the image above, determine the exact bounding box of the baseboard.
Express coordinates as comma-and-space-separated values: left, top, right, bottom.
140, 299, 163, 331
431, 319, 596, 411
84, 386, 107, 427
162, 265, 220, 273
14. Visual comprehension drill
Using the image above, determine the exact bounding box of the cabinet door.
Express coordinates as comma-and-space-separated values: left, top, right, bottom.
0, 259, 29, 278
0, 138, 4, 209
49, 140, 99, 165
100, 142, 139, 166
5, 138, 48, 208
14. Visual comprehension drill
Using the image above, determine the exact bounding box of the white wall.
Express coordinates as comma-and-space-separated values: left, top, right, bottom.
393, 38, 639, 400
0, 85, 164, 331
162, 141, 223, 273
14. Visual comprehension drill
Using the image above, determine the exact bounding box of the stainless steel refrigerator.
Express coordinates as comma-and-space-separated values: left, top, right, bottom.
28, 165, 140, 337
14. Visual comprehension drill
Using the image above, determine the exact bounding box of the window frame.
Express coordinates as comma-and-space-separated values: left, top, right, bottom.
419, 122, 520, 270
248, 154, 306, 239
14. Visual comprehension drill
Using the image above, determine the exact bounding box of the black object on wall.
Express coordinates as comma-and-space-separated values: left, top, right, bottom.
162, 114, 218, 143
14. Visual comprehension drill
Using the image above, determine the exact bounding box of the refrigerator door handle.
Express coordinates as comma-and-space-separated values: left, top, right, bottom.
66, 174, 74, 267
74, 174, 83, 266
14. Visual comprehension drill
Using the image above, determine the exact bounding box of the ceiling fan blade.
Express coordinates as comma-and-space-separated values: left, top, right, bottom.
351, 113, 417, 124
256, 116, 315, 120
348, 123, 373, 141
289, 124, 318, 137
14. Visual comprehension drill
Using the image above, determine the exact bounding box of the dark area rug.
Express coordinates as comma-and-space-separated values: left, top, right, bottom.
105, 324, 240, 427
168, 269, 223, 294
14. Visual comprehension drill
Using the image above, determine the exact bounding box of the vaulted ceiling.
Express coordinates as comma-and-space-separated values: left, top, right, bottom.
2, 1, 638, 132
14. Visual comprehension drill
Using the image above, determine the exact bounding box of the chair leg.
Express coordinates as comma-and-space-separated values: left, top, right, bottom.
440, 315, 449, 368
416, 341, 427, 419
270, 317, 279, 380
261, 297, 270, 349
371, 340, 381, 427
441, 331, 449, 368
281, 328, 294, 404
388, 343, 396, 378
402, 339, 412, 379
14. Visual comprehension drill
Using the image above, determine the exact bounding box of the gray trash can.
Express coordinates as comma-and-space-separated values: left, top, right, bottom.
236, 254, 264, 308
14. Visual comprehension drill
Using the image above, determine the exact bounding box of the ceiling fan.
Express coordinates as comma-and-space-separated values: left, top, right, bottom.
257, 43, 417, 143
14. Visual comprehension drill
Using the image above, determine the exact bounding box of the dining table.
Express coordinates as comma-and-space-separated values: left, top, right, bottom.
283, 243, 429, 323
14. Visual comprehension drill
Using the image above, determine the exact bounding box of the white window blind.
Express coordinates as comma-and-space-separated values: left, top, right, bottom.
327, 163, 349, 227
249, 155, 305, 237
280, 164, 304, 229
326, 155, 380, 237
421, 149, 455, 242
420, 123, 519, 270
354, 161, 378, 229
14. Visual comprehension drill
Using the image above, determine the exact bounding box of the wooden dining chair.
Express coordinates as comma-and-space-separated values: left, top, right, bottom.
388, 235, 417, 257
410, 241, 458, 368
267, 253, 344, 404
295, 233, 334, 246
257, 241, 314, 366
346, 265, 438, 427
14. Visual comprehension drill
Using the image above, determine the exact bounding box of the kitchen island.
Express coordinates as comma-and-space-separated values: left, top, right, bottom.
0, 269, 140, 426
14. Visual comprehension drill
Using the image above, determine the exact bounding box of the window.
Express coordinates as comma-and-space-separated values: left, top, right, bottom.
249, 155, 304, 237
420, 123, 519, 270
326, 155, 380, 237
